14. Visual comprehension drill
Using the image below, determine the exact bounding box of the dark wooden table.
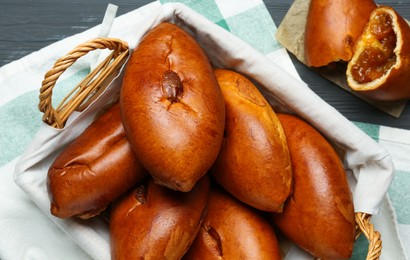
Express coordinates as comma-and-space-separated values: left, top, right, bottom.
1, 0, 410, 129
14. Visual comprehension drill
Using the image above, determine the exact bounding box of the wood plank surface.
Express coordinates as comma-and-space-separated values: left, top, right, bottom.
1, 0, 410, 129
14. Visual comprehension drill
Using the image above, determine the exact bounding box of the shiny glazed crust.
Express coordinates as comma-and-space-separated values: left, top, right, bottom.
183, 187, 282, 260
304, 0, 376, 67
109, 176, 210, 260
347, 6, 410, 101
47, 103, 147, 219
272, 114, 355, 260
120, 22, 225, 192
210, 69, 292, 212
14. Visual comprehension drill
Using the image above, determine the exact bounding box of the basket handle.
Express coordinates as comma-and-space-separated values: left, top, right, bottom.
39, 38, 129, 129
355, 212, 382, 260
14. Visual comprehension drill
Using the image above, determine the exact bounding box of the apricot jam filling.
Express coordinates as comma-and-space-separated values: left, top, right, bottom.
351, 12, 397, 84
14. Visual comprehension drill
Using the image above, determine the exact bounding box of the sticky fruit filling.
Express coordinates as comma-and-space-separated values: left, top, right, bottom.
351, 12, 397, 84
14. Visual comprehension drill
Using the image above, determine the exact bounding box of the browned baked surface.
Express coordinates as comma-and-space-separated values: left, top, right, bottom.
211, 69, 292, 212
110, 176, 210, 260
305, 0, 376, 67
120, 22, 225, 192
272, 113, 355, 260
184, 186, 281, 260
47, 103, 147, 219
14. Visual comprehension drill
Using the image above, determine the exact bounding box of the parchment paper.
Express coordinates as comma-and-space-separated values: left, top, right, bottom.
276, 0, 408, 118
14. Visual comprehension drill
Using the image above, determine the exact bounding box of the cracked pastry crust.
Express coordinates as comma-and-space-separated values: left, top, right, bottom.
120, 22, 225, 192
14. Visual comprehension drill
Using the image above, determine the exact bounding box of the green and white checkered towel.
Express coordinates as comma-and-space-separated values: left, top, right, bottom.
0, 0, 408, 259
353, 122, 410, 259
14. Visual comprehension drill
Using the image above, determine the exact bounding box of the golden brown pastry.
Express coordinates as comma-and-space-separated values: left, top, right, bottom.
305, 0, 376, 67
347, 6, 410, 100
272, 113, 355, 260
210, 69, 292, 212
120, 22, 225, 192
47, 103, 147, 219
109, 176, 210, 260
183, 186, 282, 260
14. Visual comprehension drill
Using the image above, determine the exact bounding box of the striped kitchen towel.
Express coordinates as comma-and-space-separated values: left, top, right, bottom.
354, 122, 410, 259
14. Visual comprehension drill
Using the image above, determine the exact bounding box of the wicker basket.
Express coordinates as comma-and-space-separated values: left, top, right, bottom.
38, 38, 382, 260
39, 38, 129, 129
